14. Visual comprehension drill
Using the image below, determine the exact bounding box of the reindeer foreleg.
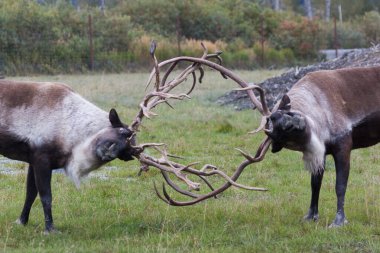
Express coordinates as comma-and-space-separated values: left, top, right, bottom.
16, 165, 38, 225
304, 167, 324, 222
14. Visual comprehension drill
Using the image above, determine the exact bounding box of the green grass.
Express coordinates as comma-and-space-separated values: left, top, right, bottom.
1, 70, 380, 253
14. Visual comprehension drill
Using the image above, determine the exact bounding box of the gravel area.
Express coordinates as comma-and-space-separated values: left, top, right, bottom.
217, 45, 380, 110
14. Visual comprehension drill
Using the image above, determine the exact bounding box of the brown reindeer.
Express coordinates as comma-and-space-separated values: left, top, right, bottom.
141, 42, 380, 228
270, 68, 380, 227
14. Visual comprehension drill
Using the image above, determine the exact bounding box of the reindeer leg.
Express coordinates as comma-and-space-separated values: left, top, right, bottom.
304, 167, 324, 222
16, 165, 38, 225
330, 136, 352, 227
32, 157, 56, 234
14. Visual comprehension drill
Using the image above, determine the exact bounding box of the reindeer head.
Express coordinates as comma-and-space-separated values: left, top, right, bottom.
265, 95, 309, 153
95, 109, 135, 162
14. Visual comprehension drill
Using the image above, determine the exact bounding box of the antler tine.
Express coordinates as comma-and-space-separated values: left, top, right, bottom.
159, 170, 216, 198
160, 171, 200, 198
185, 72, 197, 95
200, 42, 208, 58
139, 153, 201, 191
233, 83, 270, 116
157, 137, 271, 206
161, 61, 179, 87
150, 40, 161, 91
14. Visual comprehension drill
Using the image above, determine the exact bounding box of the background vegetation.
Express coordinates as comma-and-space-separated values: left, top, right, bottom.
0, 0, 379, 75
0, 71, 379, 252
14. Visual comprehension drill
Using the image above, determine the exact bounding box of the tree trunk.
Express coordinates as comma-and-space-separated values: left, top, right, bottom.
272, 0, 281, 11
304, 0, 313, 20
325, 0, 331, 22
71, 0, 78, 10
99, 0, 105, 15
176, 15, 181, 56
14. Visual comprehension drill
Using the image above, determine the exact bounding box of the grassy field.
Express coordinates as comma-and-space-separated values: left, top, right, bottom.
0, 70, 379, 253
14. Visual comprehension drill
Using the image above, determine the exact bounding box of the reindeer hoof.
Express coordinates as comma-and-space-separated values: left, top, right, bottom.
43, 228, 61, 235
328, 218, 348, 228
329, 212, 348, 228
14, 218, 26, 226
303, 210, 319, 222
303, 214, 319, 222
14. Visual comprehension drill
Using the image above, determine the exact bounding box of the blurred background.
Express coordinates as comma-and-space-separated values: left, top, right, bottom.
0, 0, 379, 75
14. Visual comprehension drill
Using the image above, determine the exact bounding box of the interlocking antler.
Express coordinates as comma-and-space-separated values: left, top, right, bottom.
129, 41, 272, 205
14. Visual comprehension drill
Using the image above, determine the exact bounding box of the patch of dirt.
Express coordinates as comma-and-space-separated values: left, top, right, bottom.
217, 45, 380, 110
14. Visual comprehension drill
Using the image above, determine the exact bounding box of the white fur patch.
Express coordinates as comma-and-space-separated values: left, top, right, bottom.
65, 131, 106, 188
303, 133, 325, 174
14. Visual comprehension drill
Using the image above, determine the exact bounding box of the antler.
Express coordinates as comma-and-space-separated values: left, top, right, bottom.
155, 136, 272, 206
129, 41, 272, 205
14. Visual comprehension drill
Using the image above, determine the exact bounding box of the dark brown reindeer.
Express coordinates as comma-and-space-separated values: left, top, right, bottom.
142, 42, 380, 228
0, 42, 266, 234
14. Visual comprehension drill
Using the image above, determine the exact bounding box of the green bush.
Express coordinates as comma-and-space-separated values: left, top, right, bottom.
0, 0, 377, 75
252, 42, 296, 68
0, 1, 137, 74
320, 21, 367, 49
359, 11, 380, 44
271, 16, 322, 59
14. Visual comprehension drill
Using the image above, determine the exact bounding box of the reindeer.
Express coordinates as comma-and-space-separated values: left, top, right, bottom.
142, 42, 380, 228
0, 43, 266, 234
0, 80, 139, 233
5, 42, 377, 233
267, 68, 380, 227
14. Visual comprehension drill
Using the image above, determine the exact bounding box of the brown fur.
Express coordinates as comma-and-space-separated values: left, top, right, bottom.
302, 67, 380, 121
0, 80, 72, 109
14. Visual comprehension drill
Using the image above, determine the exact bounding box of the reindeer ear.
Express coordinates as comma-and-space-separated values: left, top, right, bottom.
279, 95, 291, 111
109, 109, 123, 128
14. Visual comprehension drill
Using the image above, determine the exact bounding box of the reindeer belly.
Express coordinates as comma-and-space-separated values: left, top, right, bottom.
352, 111, 380, 149
0, 132, 31, 162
